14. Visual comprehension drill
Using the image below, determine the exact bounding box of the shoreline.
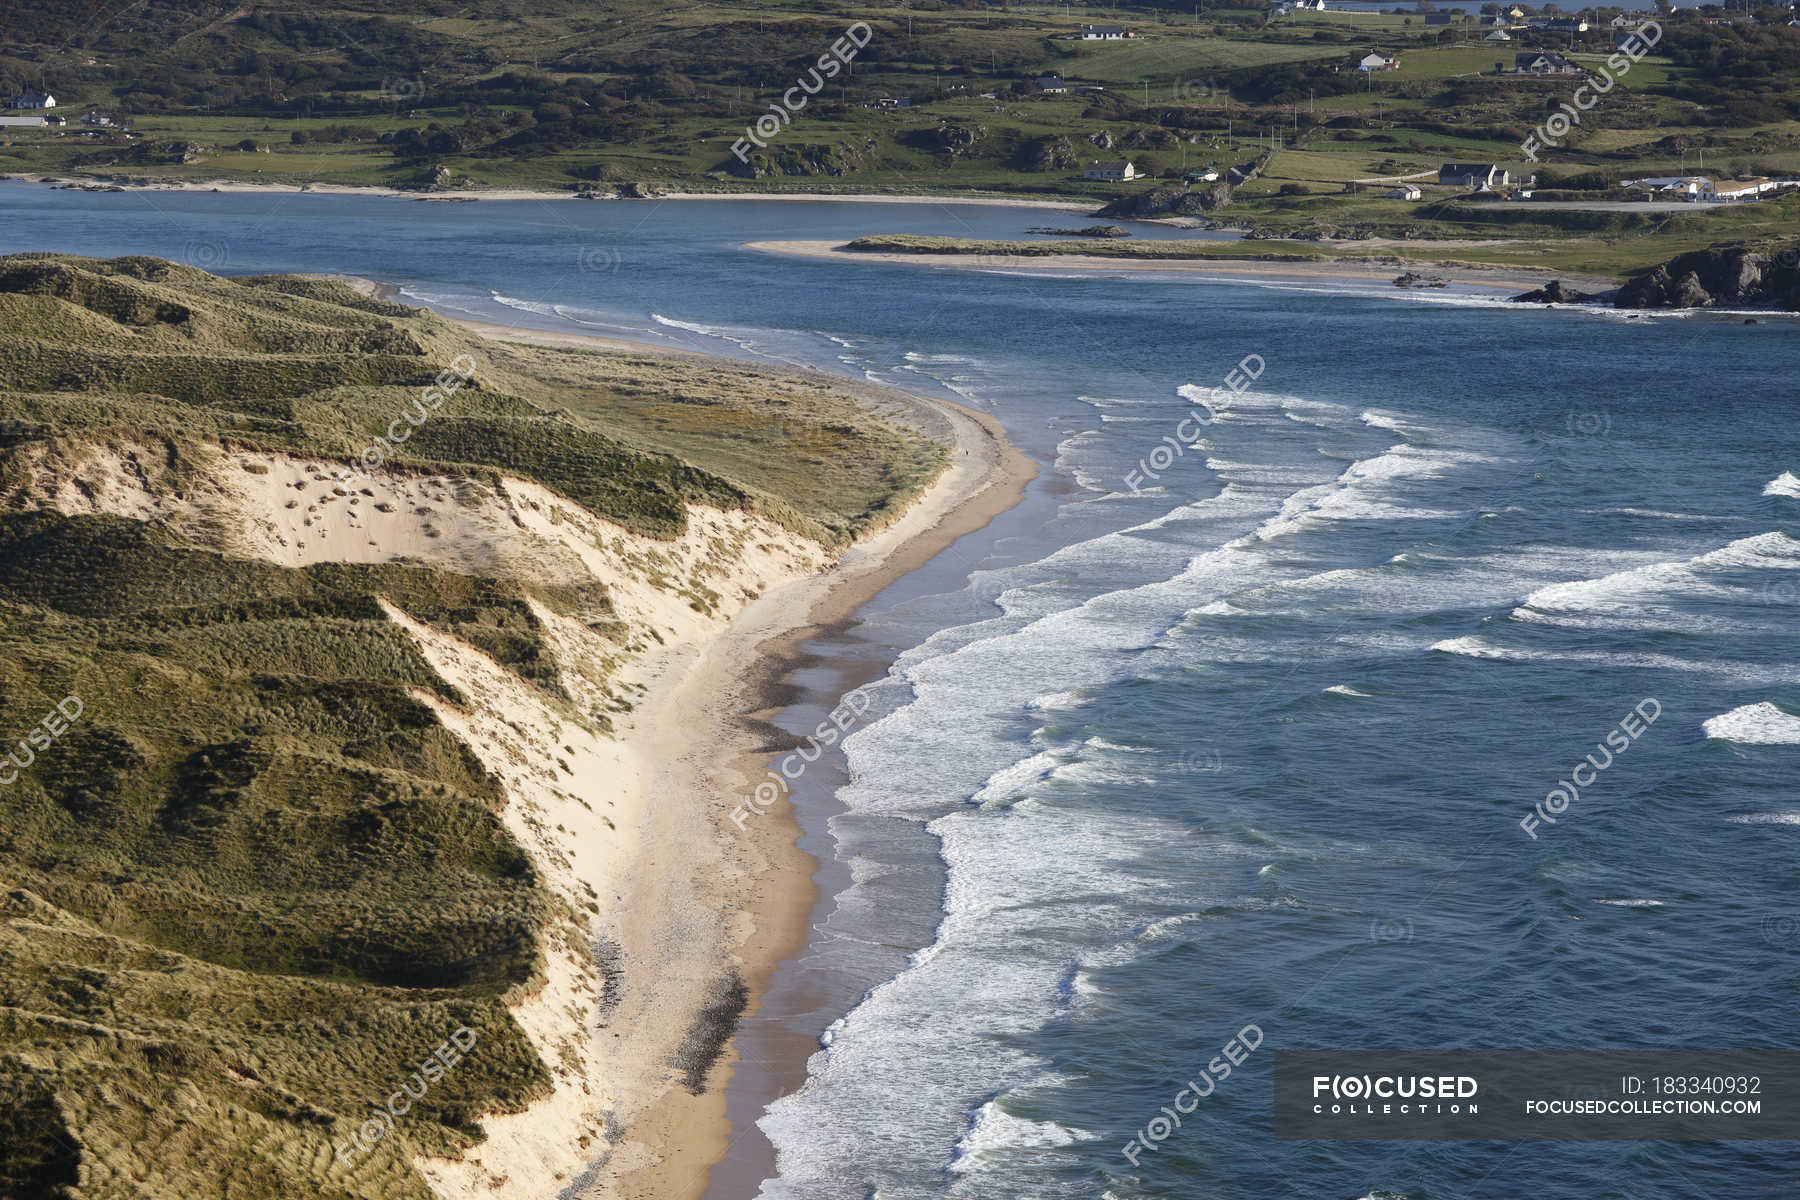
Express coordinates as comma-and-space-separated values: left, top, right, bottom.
0, 172, 1092, 211
744, 238, 1622, 294
662, 191, 1092, 212
431, 304, 1035, 1198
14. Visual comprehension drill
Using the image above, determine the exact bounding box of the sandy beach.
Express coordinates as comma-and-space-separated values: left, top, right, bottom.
661, 190, 1091, 211
744, 238, 1621, 294
419, 311, 1035, 1198
2, 172, 1091, 212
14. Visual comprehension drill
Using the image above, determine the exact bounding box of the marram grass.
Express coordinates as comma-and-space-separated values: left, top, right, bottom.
0, 253, 945, 1197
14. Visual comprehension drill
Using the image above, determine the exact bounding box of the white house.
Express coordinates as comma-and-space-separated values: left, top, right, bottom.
1438, 163, 1511, 189
1516, 52, 1583, 75
1713, 179, 1775, 202
1485, 29, 1512, 41
1625, 176, 1714, 200
1357, 52, 1400, 71
1387, 184, 1423, 200
1085, 160, 1139, 182
1079, 23, 1128, 39
1035, 74, 1069, 94
11, 93, 56, 110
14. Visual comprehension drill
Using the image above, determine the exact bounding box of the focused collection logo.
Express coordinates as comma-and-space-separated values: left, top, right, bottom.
1310, 1073, 1480, 1117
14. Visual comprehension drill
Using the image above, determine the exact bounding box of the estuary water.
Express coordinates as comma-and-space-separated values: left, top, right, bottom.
4, 182, 1798, 1199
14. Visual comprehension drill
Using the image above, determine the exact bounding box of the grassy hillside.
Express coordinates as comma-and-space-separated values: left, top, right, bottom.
3, 1, 1798, 269
0, 253, 944, 1198
0, 1, 1789, 201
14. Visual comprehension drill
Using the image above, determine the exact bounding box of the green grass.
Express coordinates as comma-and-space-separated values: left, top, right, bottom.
1064, 34, 1344, 80
844, 232, 1347, 261
0, 253, 947, 1197
1390, 46, 1522, 81
843, 203, 1800, 281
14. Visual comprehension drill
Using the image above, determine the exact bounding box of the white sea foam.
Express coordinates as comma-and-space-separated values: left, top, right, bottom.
1432, 636, 1790, 682
758, 799, 1206, 1197
1592, 898, 1665, 908
970, 748, 1064, 806
895, 350, 992, 405
1055, 430, 1116, 495
648, 311, 717, 336
646, 310, 806, 364
1325, 684, 1372, 697
1727, 812, 1800, 826
1360, 410, 1415, 433
1176, 381, 1286, 412
1053, 759, 1155, 788
1764, 472, 1800, 498
951, 1100, 1098, 1172
1512, 532, 1800, 630
1085, 736, 1151, 754
491, 291, 561, 320
759, 387, 1532, 1197
1028, 689, 1088, 713
1580, 507, 1731, 522
1703, 702, 1800, 744
1252, 442, 1486, 538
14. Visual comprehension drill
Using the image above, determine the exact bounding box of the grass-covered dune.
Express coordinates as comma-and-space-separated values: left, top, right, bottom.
0, 255, 943, 546
843, 233, 1341, 263
840, 229, 1800, 286
0, 254, 945, 1198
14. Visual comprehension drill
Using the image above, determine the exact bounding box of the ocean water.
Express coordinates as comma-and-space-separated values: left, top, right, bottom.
4, 183, 1798, 1199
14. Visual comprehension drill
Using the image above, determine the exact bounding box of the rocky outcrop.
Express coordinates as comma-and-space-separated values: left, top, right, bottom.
1508, 246, 1800, 309
1028, 224, 1132, 238
1394, 271, 1448, 289
1094, 183, 1230, 219
726, 139, 874, 178
1018, 135, 1081, 172
1511, 279, 1595, 304
1611, 246, 1800, 310
911, 122, 988, 157
1022, 224, 1130, 239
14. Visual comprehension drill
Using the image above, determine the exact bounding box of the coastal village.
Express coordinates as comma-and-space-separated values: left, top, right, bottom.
2, 0, 1796, 229
1, 0, 1796, 286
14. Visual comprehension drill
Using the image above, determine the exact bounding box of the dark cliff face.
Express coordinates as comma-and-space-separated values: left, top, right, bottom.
1613, 247, 1800, 310
1512, 246, 1800, 310
1094, 183, 1231, 218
